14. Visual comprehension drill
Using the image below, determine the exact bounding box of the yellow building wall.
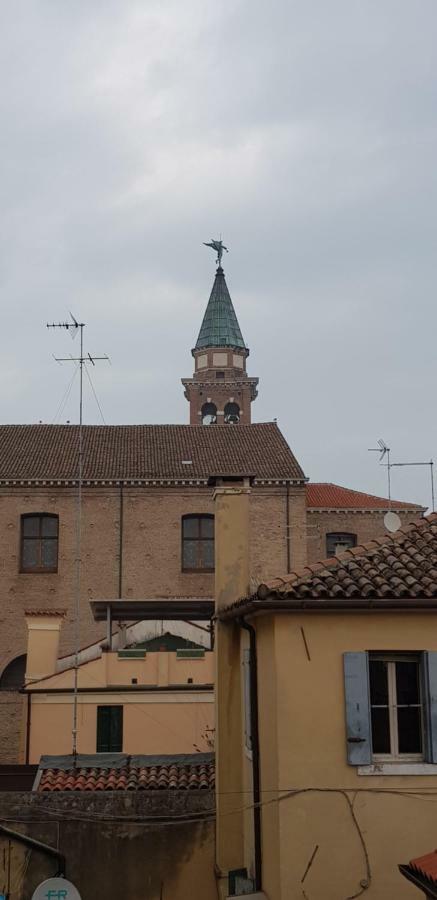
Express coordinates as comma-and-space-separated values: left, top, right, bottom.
27, 692, 214, 762
255, 611, 437, 900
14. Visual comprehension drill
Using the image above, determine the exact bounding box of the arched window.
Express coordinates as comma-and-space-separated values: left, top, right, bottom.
224, 402, 240, 424
326, 532, 357, 558
201, 402, 217, 425
20, 514, 59, 573
0, 655, 27, 691
182, 515, 214, 571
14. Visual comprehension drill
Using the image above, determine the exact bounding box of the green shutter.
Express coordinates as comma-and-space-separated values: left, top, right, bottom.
97, 706, 123, 752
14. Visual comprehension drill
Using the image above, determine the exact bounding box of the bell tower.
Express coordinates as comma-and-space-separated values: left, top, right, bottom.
182, 242, 258, 425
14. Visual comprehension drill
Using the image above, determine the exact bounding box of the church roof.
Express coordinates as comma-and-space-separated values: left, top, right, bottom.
195, 267, 247, 350
0, 422, 305, 483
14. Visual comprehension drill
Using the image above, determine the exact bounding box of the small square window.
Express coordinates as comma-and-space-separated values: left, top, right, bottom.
326, 532, 357, 558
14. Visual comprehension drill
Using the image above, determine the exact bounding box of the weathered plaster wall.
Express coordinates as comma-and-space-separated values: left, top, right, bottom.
0, 792, 216, 900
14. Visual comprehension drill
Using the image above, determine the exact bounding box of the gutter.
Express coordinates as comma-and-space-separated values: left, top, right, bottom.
219, 597, 437, 621
23, 684, 214, 695
0, 823, 66, 876
399, 864, 437, 897
239, 618, 262, 893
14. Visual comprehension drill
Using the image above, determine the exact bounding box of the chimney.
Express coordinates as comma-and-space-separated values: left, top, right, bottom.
24, 609, 66, 683
213, 475, 252, 609
212, 475, 252, 894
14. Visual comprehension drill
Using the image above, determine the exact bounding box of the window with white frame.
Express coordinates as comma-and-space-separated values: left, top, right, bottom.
343, 651, 437, 767
369, 656, 423, 759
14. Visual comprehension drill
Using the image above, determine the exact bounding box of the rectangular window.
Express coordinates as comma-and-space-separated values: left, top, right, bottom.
182, 515, 214, 572
369, 656, 423, 759
344, 651, 431, 766
20, 514, 59, 573
96, 706, 123, 753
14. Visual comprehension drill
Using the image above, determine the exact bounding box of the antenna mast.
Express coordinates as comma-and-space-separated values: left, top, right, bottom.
47, 314, 109, 759
368, 438, 435, 517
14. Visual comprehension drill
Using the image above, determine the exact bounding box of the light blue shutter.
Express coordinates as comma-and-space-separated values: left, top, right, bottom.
423, 652, 437, 762
343, 652, 372, 765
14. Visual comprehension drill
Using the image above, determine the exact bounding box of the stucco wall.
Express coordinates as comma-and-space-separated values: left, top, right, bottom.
256, 611, 437, 899
27, 692, 214, 763
0, 791, 215, 900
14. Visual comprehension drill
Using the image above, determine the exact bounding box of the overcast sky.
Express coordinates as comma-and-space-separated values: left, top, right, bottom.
1, 1, 437, 508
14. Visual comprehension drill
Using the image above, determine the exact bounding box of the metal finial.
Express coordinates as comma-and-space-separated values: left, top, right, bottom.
203, 238, 229, 268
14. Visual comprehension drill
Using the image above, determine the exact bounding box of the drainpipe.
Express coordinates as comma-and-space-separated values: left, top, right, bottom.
25, 692, 31, 765
0, 824, 66, 876
239, 617, 262, 893
118, 482, 124, 598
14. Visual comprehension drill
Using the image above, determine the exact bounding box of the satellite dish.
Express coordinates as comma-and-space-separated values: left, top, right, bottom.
31, 877, 82, 900
384, 511, 402, 533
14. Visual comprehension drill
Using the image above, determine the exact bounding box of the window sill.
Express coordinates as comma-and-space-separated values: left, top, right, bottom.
20, 569, 58, 575
358, 763, 437, 776
181, 569, 215, 574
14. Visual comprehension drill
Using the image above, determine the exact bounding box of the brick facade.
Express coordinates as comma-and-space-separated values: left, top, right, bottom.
0, 483, 425, 762
0, 481, 308, 761
306, 508, 421, 564
182, 347, 258, 425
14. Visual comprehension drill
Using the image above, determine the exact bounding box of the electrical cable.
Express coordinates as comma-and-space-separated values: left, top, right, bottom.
51, 365, 79, 424
84, 363, 106, 425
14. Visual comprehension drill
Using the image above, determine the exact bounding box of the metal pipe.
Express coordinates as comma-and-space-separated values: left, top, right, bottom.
286, 483, 291, 572
239, 618, 262, 892
0, 824, 66, 876
118, 482, 124, 598
25, 692, 31, 765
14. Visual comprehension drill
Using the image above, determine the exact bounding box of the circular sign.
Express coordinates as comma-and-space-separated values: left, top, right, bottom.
31, 878, 82, 900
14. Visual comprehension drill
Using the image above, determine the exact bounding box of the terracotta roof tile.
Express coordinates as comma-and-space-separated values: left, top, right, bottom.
306, 482, 424, 511
409, 849, 437, 883
0, 423, 304, 482
256, 514, 437, 601
36, 753, 214, 793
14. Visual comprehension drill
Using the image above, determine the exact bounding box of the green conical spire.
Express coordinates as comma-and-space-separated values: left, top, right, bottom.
195, 267, 247, 350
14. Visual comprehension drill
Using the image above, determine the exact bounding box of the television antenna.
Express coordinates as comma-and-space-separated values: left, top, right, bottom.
368, 438, 435, 532
47, 314, 109, 759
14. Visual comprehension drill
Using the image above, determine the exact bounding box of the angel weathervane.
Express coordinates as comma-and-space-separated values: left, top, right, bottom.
203, 238, 229, 267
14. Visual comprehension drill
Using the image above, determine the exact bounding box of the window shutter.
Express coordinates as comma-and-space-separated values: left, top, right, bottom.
423, 652, 437, 763
110, 707, 123, 753
343, 652, 372, 765
97, 706, 110, 752
97, 706, 123, 752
